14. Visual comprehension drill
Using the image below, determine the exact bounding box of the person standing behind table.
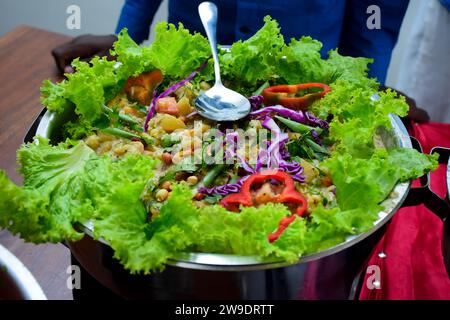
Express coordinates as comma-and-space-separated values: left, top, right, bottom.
52, 0, 410, 85
387, 0, 450, 123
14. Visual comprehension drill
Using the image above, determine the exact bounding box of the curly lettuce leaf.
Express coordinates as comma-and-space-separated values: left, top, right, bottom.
221, 16, 284, 86
93, 182, 199, 273
304, 149, 437, 253
0, 138, 95, 242
0, 138, 158, 244
40, 80, 72, 114
277, 36, 335, 84
146, 23, 211, 79
175, 185, 311, 264
113, 24, 211, 80
41, 57, 120, 123
312, 81, 409, 158
196, 201, 304, 262
324, 148, 438, 211
327, 49, 376, 87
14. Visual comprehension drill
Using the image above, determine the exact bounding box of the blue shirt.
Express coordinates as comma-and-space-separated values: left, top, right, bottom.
116, 0, 410, 84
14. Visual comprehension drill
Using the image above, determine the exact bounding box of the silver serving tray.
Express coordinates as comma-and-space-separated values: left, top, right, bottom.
35, 108, 412, 271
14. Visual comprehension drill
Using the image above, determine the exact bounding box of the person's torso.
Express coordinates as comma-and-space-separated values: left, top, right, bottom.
168, 0, 346, 54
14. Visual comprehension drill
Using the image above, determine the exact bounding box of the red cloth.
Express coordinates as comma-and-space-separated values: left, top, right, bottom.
359, 121, 450, 300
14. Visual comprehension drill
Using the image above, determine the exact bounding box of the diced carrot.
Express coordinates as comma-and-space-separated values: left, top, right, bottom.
156, 97, 180, 116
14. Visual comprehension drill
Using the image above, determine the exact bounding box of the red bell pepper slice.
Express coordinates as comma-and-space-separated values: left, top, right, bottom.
262, 83, 331, 110
219, 170, 308, 243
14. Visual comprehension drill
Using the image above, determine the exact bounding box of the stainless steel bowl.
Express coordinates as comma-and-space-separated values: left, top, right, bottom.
0, 244, 47, 300
30, 106, 417, 299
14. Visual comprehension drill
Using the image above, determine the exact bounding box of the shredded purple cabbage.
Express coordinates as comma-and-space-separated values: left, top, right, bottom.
261, 117, 289, 168
251, 105, 329, 129
198, 176, 248, 196
224, 132, 255, 174
310, 129, 322, 146
143, 58, 210, 131
248, 95, 263, 111
143, 88, 159, 132
305, 112, 329, 130
278, 161, 305, 182
260, 116, 305, 183
280, 144, 291, 160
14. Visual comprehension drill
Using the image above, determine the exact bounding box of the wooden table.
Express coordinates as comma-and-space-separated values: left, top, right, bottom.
0, 26, 73, 300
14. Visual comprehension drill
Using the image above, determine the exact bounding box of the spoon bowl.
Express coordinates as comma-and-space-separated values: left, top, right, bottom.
195, 84, 251, 121
195, 2, 250, 121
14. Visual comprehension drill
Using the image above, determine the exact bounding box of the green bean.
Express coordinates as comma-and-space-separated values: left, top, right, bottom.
101, 127, 142, 141
102, 105, 140, 126
275, 116, 323, 136
305, 137, 329, 155
202, 164, 225, 187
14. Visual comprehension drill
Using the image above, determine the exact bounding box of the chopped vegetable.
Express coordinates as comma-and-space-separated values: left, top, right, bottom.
156, 97, 180, 116
248, 95, 264, 111
160, 114, 186, 132
251, 105, 329, 129
275, 115, 323, 136
176, 97, 193, 116
101, 127, 143, 142
262, 83, 331, 110
202, 164, 226, 187
143, 58, 210, 131
219, 170, 308, 242
124, 69, 163, 105
102, 105, 140, 126
160, 134, 180, 148
198, 176, 247, 196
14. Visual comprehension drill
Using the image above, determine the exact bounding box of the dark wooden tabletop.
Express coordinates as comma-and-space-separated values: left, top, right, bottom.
0, 26, 73, 300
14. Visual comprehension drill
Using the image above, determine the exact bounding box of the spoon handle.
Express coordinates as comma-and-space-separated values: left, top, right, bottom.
198, 2, 222, 86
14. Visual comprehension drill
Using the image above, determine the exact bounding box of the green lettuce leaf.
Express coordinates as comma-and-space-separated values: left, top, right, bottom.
40, 80, 72, 114
277, 36, 335, 84
304, 205, 380, 253
93, 182, 198, 273
0, 138, 158, 244
324, 148, 438, 211
146, 23, 211, 79
113, 25, 211, 80
312, 81, 409, 158
196, 201, 296, 260
221, 16, 284, 86
0, 138, 95, 242
327, 49, 376, 87
41, 57, 120, 122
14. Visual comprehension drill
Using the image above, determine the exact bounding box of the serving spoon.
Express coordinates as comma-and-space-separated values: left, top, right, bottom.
195, 1, 251, 121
